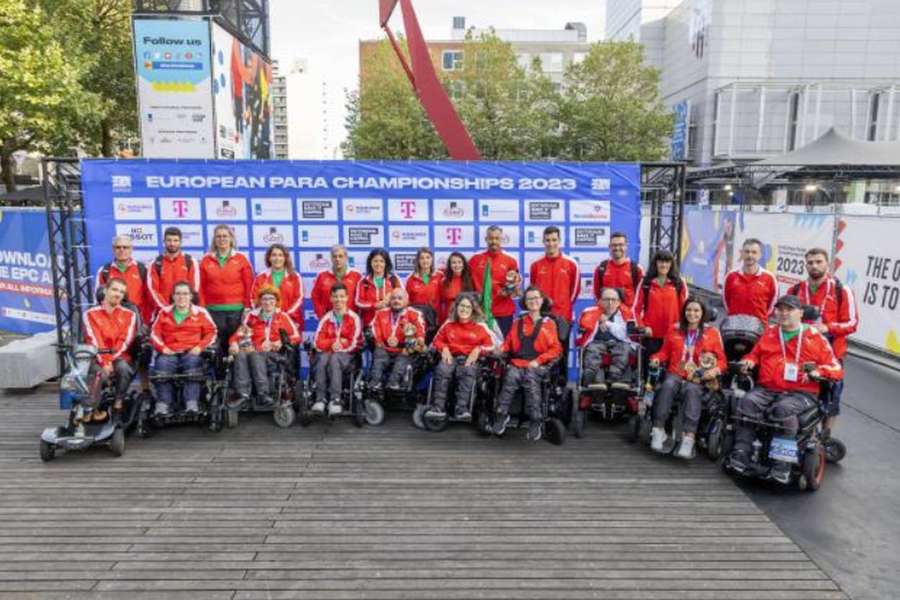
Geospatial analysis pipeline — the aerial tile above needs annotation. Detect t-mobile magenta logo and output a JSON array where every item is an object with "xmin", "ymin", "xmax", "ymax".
[
  {"xmin": 399, "ymin": 200, "xmax": 416, "ymax": 219},
  {"xmin": 171, "ymin": 199, "xmax": 189, "ymax": 218},
  {"xmin": 446, "ymin": 227, "xmax": 462, "ymax": 245}
]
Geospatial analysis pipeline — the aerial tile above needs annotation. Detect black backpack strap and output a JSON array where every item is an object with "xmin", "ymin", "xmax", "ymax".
[
  {"xmin": 153, "ymin": 256, "xmax": 164, "ymax": 277},
  {"xmin": 630, "ymin": 262, "xmax": 641, "ymax": 293},
  {"xmin": 100, "ymin": 263, "xmax": 111, "ymax": 283},
  {"xmin": 136, "ymin": 261, "xmax": 147, "ymax": 283},
  {"xmin": 833, "ymin": 277, "xmax": 843, "ymax": 313}
]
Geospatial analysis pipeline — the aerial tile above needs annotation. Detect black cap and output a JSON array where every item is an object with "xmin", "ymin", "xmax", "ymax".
[{"xmin": 774, "ymin": 294, "xmax": 802, "ymax": 310}]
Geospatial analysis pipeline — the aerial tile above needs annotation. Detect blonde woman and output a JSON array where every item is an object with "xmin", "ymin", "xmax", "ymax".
[{"xmin": 199, "ymin": 224, "xmax": 254, "ymax": 355}]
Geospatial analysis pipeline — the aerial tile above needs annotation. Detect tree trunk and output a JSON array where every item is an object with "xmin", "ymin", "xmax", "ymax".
[
  {"xmin": 0, "ymin": 145, "xmax": 16, "ymax": 193},
  {"xmin": 101, "ymin": 119, "xmax": 114, "ymax": 157}
]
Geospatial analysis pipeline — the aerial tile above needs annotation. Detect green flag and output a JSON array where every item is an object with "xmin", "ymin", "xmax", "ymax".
[{"xmin": 482, "ymin": 258, "xmax": 496, "ymax": 330}]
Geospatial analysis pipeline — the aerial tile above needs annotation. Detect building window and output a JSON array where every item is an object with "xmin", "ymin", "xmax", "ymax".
[
  {"xmin": 442, "ymin": 50, "xmax": 463, "ymax": 71},
  {"xmin": 787, "ymin": 91, "xmax": 801, "ymax": 151},
  {"xmin": 868, "ymin": 93, "xmax": 881, "ymax": 141},
  {"xmin": 571, "ymin": 52, "xmax": 587, "ymax": 65},
  {"xmin": 539, "ymin": 52, "xmax": 564, "ymax": 72}
]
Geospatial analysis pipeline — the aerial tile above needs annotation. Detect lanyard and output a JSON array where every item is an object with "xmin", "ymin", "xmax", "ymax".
[
  {"xmin": 803, "ymin": 279, "xmax": 831, "ymax": 319},
  {"xmin": 778, "ymin": 326, "xmax": 804, "ymax": 365},
  {"xmin": 682, "ymin": 328, "xmax": 700, "ymax": 364}
]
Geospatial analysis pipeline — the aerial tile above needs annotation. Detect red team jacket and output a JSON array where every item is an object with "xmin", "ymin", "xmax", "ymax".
[
  {"xmin": 790, "ymin": 277, "xmax": 858, "ymax": 360},
  {"xmin": 313, "ymin": 309, "xmax": 364, "ymax": 353},
  {"xmin": 83, "ymin": 305, "xmax": 138, "ymax": 366},
  {"xmin": 355, "ymin": 274, "xmax": 402, "ymax": 326},
  {"xmin": 529, "ymin": 254, "xmax": 581, "ymax": 320},
  {"xmin": 150, "ymin": 305, "xmax": 218, "ymax": 353},
  {"xmin": 310, "ymin": 270, "xmax": 362, "ymax": 319},
  {"xmin": 405, "ymin": 271, "xmax": 443, "ymax": 314},
  {"xmin": 199, "ymin": 251, "xmax": 254, "ymax": 308},
  {"xmin": 432, "ymin": 320, "xmax": 497, "ymax": 357},
  {"xmin": 502, "ymin": 316, "xmax": 563, "ymax": 368},
  {"xmin": 632, "ymin": 277, "xmax": 689, "ymax": 338},
  {"xmin": 251, "ymin": 270, "xmax": 305, "ymax": 323},
  {"xmin": 95, "ymin": 259, "xmax": 153, "ymax": 324},
  {"xmin": 370, "ymin": 307, "xmax": 426, "ymax": 354},
  {"xmin": 651, "ymin": 324, "xmax": 727, "ymax": 379},
  {"xmin": 146, "ymin": 253, "xmax": 201, "ymax": 312},
  {"xmin": 470, "ymin": 250, "xmax": 519, "ymax": 318},
  {"xmin": 576, "ymin": 305, "xmax": 637, "ymax": 347},
  {"xmin": 723, "ymin": 267, "xmax": 778, "ymax": 322},
  {"xmin": 438, "ymin": 275, "xmax": 471, "ymax": 324},
  {"xmin": 229, "ymin": 309, "xmax": 302, "ymax": 351},
  {"xmin": 592, "ymin": 259, "xmax": 644, "ymax": 308},
  {"xmin": 742, "ymin": 325, "xmax": 843, "ymax": 394}
]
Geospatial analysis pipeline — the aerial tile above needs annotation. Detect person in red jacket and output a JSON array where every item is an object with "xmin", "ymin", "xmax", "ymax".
[
  {"xmin": 228, "ymin": 286, "xmax": 301, "ymax": 409},
  {"xmin": 438, "ymin": 251, "xmax": 475, "ymax": 323},
  {"xmin": 789, "ymin": 247, "xmax": 858, "ymax": 433},
  {"xmin": 147, "ymin": 227, "xmax": 201, "ymax": 316},
  {"xmin": 425, "ymin": 293, "xmax": 498, "ymax": 420},
  {"xmin": 731, "ymin": 295, "xmax": 843, "ymax": 483},
  {"xmin": 529, "ymin": 226, "xmax": 581, "ymax": 321},
  {"xmin": 200, "ymin": 225, "xmax": 254, "ymax": 357},
  {"xmin": 95, "ymin": 235, "xmax": 153, "ymax": 325},
  {"xmin": 311, "ymin": 283, "xmax": 363, "ymax": 416},
  {"xmin": 592, "ymin": 232, "xmax": 645, "ymax": 308},
  {"xmin": 633, "ymin": 250, "xmax": 689, "ymax": 355},
  {"xmin": 722, "ymin": 238, "xmax": 777, "ymax": 323},
  {"xmin": 491, "ymin": 287, "xmax": 563, "ymax": 441},
  {"xmin": 355, "ymin": 248, "xmax": 401, "ymax": 327},
  {"xmin": 367, "ymin": 288, "xmax": 426, "ymax": 391},
  {"xmin": 310, "ymin": 245, "xmax": 363, "ymax": 319},
  {"xmin": 470, "ymin": 226, "xmax": 521, "ymax": 338},
  {"xmin": 82, "ymin": 278, "xmax": 137, "ymax": 420},
  {"xmin": 576, "ymin": 288, "xmax": 636, "ymax": 389},
  {"xmin": 648, "ymin": 297, "xmax": 726, "ymax": 458},
  {"xmin": 251, "ymin": 243, "xmax": 304, "ymax": 325},
  {"xmin": 406, "ymin": 247, "xmax": 443, "ymax": 315},
  {"xmin": 149, "ymin": 281, "xmax": 218, "ymax": 415}
]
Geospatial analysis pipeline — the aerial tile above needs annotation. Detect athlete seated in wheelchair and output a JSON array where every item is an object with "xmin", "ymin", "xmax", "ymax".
[
  {"xmin": 366, "ymin": 288, "xmax": 427, "ymax": 396},
  {"xmin": 490, "ymin": 286, "xmax": 567, "ymax": 443},
  {"xmin": 725, "ymin": 295, "xmax": 843, "ymax": 490},
  {"xmin": 423, "ymin": 293, "xmax": 498, "ymax": 425},
  {"xmin": 645, "ymin": 296, "xmax": 726, "ymax": 459},
  {"xmin": 226, "ymin": 286, "xmax": 302, "ymax": 413}
]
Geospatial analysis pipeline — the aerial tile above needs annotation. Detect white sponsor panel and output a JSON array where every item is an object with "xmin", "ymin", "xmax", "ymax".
[
  {"xmin": 160, "ymin": 197, "xmax": 202, "ymax": 220},
  {"xmin": 114, "ymin": 197, "xmax": 156, "ymax": 221},
  {"xmin": 343, "ymin": 224, "xmax": 385, "ymax": 247},
  {"xmin": 298, "ymin": 225, "xmax": 338, "ymax": 247},
  {"xmin": 0, "ymin": 307, "xmax": 55, "ymax": 325},
  {"xmin": 523, "ymin": 252, "xmax": 546, "ymax": 279},
  {"xmin": 161, "ymin": 223, "xmax": 204, "ymax": 248},
  {"xmin": 346, "ymin": 251, "xmax": 369, "ymax": 271},
  {"xmin": 388, "ymin": 225, "xmax": 430, "ymax": 248},
  {"xmin": 433, "ymin": 225, "xmax": 475, "ymax": 249},
  {"xmin": 833, "ymin": 215, "xmax": 900, "ymax": 355},
  {"xmin": 570, "ymin": 251, "xmax": 609, "ymax": 275},
  {"xmin": 252, "ymin": 224, "xmax": 294, "ymax": 248},
  {"xmin": 298, "ymin": 197, "xmax": 338, "ymax": 220},
  {"xmin": 116, "ymin": 223, "xmax": 158, "ymax": 248},
  {"xmin": 433, "ymin": 198, "xmax": 474, "ymax": 221},
  {"xmin": 387, "ymin": 198, "xmax": 429, "ymax": 222},
  {"xmin": 522, "ymin": 226, "xmax": 566, "ymax": 248},
  {"xmin": 299, "ymin": 251, "xmax": 332, "ymax": 274},
  {"xmin": 342, "ymin": 198, "xmax": 384, "ymax": 221},
  {"xmin": 569, "ymin": 199, "xmax": 611, "ymax": 222},
  {"xmin": 250, "ymin": 197, "xmax": 292, "ymax": 221},
  {"xmin": 478, "ymin": 199, "xmax": 519, "ymax": 222},
  {"xmin": 478, "ymin": 225, "xmax": 519, "ymax": 248},
  {"xmin": 205, "ymin": 197, "xmax": 247, "ymax": 221},
  {"xmin": 525, "ymin": 199, "xmax": 565, "ymax": 222},
  {"xmin": 205, "ymin": 223, "xmax": 248, "ymax": 248},
  {"xmin": 569, "ymin": 225, "xmax": 610, "ymax": 249},
  {"xmin": 252, "ymin": 251, "xmax": 268, "ymax": 273}
]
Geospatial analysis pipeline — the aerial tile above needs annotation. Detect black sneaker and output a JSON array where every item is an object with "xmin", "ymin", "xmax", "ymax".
[
  {"xmin": 492, "ymin": 413, "xmax": 510, "ymax": 436},
  {"xmin": 770, "ymin": 461, "xmax": 792, "ymax": 484},
  {"xmin": 526, "ymin": 421, "xmax": 543, "ymax": 442}
]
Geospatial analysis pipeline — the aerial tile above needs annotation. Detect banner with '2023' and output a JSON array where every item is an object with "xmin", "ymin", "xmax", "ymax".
[{"xmin": 80, "ymin": 159, "xmax": 641, "ymax": 332}]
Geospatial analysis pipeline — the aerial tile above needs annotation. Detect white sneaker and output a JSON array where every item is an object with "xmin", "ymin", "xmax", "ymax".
[
  {"xmin": 328, "ymin": 401, "xmax": 343, "ymax": 416},
  {"xmin": 676, "ymin": 436, "xmax": 695, "ymax": 459},
  {"xmin": 650, "ymin": 427, "xmax": 667, "ymax": 452},
  {"xmin": 311, "ymin": 401, "xmax": 325, "ymax": 415}
]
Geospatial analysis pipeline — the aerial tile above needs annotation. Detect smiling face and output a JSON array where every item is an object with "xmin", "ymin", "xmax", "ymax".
[
  {"xmin": 389, "ymin": 289, "xmax": 408, "ymax": 311},
  {"xmin": 331, "ymin": 288, "xmax": 348, "ymax": 312},
  {"xmin": 485, "ymin": 228, "xmax": 503, "ymax": 252},
  {"xmin": 449, "ymin": 255, "xmax": 464, "ymax": 275},
  {"xmin": 775, "ymin": 303, "xmax": 802, "ymax": 329},
  {"xmin": 371, "ymin": 255, "xmax": 386, "ymax": 276},
  {"xmin": 269, "ymin": 247, "xmax": 286, "ymax": 270},
  {"xmin": 609, "ymin": 236, "xmax": 627, "ymax": 261},
  {"xmin": 417, "ymin": 251, "xmax": 433, "ymax": 273},
  {"xmin": 214, "ymin": 228, "xmax": 233, "ymax": 253},
  {"xmin": 105, "ymin": 280, "xmax": 127, "ymax": 307},
  {"xmin": 172, "ymin": 284, "xmax": 192, "ymax": 310},
  {"xmin": 543, "ymin": 231, "xmax": 560, "ymax": 257},
  {"xmin": 684, "ymin": 301, "xmax": 703, "ymax": 327},
  {"xmin": 656, "ymin": 258, "xmax": 672, "ymax": 277},
  {"xmin": 260, "ymin": 294, "xmax": 278, "ymax": 313},
  {"xmin": 524, "ymin": 289, "xmax": 543, "ymax": 314},
  {"xmin": 112, "ymin": 237, "xmax": 133, "ymax": 263},
  {"xmin": 600, "ymin": 289, "xmax": 620, "ymax": 316},
  {"xmin": 456, "ymin": 298, "xmax": 474, "ymax": 322}
]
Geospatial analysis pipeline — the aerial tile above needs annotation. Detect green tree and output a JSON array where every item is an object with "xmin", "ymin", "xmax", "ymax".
[
  {"xmin": 0, "ymin": 0, "xmax": 95, "ymax": 191},
  {"xmin": 559, "ymin": 41, "xmax": 673, "ymax": 161}
]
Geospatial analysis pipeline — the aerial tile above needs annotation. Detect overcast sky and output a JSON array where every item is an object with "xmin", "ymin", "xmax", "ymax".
[{"xmin": 269, "ymin": 0, "xmax": 608, "ymax": 156}]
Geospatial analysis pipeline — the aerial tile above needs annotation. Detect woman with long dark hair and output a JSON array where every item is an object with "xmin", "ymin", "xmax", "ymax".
[
  {"xmin": 250, "ymin": 243, "xmax": 304, "ymax": 325},
  {"xmin": 439, "ymin": 252, "xmax": 475, "ymax": 323},
  {"xmin": 633, "ymin": 250, "xmax": 688, "ymax": 356},
  {"xmin": 355, "ymin": 248, "xmax": 401, "ymax": 326}
]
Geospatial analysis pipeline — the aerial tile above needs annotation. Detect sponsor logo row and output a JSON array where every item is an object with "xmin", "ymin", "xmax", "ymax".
[{"xmin": 113, "ymin": 197, "xmax": 613, "ymax": 223}]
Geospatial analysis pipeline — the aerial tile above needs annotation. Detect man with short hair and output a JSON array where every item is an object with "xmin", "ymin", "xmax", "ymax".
[
  {"xmin": 529, "ymin": 226, "xmax": 580, "ymax": 321},
  {"xmin": 722, "ymin": 238, "xmax": 777, "ymax": 322},
  {"xmin": 731, "ymin": 295, "xmax": 843, "ymax": 483},
  {"xmin": 311, "ymin": 245, "xmax": 363, "ymax": 319},
  {"xmin": 367, "ymin": 288, "xmax": 426, "ymax": 391},
  {"xmin": 95, "ymin": 235, "xmax": 153, "ymax": 324},
  {"xmin": 147, "ymin": 227, "xmax": 200, "ymax": 314},
  {"xmin": 592, "ymin": 232, "xmax": 644, "ymax": 308},
  {"xmin": 789, "ymin": 248, "xmax": 858, "ymax": 433},
  {"xmin": 469, "ymin": 226, "xmax": 521, "ymax": 338},
  {"xmin": 311, "ymin": 283, "xmax": 363, "ymax": 416},
  {"xmin": 576, "ymin": 287, "xmax": 635, "ymax": 390}
]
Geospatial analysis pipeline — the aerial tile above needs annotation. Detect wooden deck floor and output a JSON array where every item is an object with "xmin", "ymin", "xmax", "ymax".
[{"xmin": 0, "ymin": 388, "xmax": 848, "ymax": 599}]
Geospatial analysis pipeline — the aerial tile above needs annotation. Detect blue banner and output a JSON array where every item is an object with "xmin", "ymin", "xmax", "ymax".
[{"xmin": 0, "ymin": 209, "xmax": 56, "ymax": 334}]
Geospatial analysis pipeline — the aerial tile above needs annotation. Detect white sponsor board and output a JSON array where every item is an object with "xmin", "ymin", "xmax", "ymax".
[
  {"xmin": 159, "ymin": 197, "xmax": 202, "ymax": 220},
  {"xmin": 250, "ymin": 197, "xmax": 292, "ymax": 221},
  {"xmin": 387, "ymin": 198, "xmax": 429, "ymax": 222},
  {"xmin": 388, "ymin": 225, "xmax": 431, "ymax": 248},
  {"xmin": 252, "ymin": 224, "xmax": 294, "ymax": 248},
  {"xmin": 114, "ymin": 197, "xmax": 156, "ymax": 221},
  {"xmin": 478, "ymin": 199, "xmax": 518, "ymax": 222},
  {"xmin": 524, "ymin": 199, "xmax": 565, "ymax": 222},
  {"xmin": 433, "ymin": 198, "xmax": 474, "ymax": 221},
  {"xmin": 206, "ymin": 197, "xmax": 247, "ymax": 221},
  {"xmin": 433, "ymin": 225, "xmax": 475, "ymax": 249},
  {"xmin": 116, "ymin": 223, "xmax": 158, "ymax": 248},
  {"xmin": 298, "ymin": 198, "xmax": 338, "ymax": 220},
  {"xmin": 343, "ymin": 224, "xmax": 385, "ymax": 248},
  {"xmin": 342, "ymin": 198, "xmax": 384, "ymax": 221}
]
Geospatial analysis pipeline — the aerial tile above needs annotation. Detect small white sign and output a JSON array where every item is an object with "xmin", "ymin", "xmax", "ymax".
[
  {"xmin": 113, "ymin": 197, "xmax": 156, "ymax": 221},
  {"xmin": 250, "ymin": 197, "xmax": 293, "ymax": 221},
  {"xmin": 387, "ymin": 198, "xmax": 429, "ymax": 222},
  {"xmin": 433, "ymin": 198, "xmax": 474, "ymax": 222},
  {"xmin": 205, "ymin": 197, "xmax": 247, "ymax": 221},
  {"xmin": 342, "ymin": 198, "xmax": 384, "ymax": 221}
]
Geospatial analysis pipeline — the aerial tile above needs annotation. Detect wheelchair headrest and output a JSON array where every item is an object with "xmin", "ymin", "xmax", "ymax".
[
  {"xmin": 706, "ymin": 306, "xmax": 719, "ymax": 323},
  {"xmin": 802, "ymin": 304, "xmax": 820, "ymax": 322}
]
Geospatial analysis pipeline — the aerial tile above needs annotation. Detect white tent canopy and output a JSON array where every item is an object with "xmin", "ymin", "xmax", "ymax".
[{"xmin": 756, "ymin": 128, "xmax": 900, "ymax": 166}]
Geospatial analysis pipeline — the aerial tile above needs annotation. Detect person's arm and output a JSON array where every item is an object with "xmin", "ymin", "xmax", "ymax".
[
  {"xmin": 828, "ymin": 285, "xmax": 859, "ymax": 337},
  {"xmin": 591, "ymin": 265, "xmax": 601, "ymax": 301},
  {"xmin": 721, "ymin": 271, "xmax": 732, "ymax": 314},
  {"xmin": 281, "ymin": 313, "xmax": 302, "ymax": 345},
  {"xmin": 354, "ymin": 279, "xmax": 372, "ymax": 309},
  {"xmin": 570, "ymin": 258, "xmax": 582, "ymax": 306},
  {"xmin": 198, "ymin": 308, "xmax": 218, "ymax": 349},
  {"xmin": 249, "ymin": 274, "xmax": 262, "ymax": 309},
  {"xmin": 150, "ymin": 314, "xmax": 170, "ymax": 354},
  {"xmin": 196, "ymin": 258, "xmax": 207, "ymax": 306},
  {"xmin": 650, "ymin": 332, "xmax": 672, "ymax": 365},
  {"xmin": 709, "ymin": 328, "xmax": 727, "ymax": 372},
  {"xmin": 765, "ymin": 270, "xmax": 778, "ymax": 317},
  {"xmin": 283, "ymin": 273, "xmax": 304, "ymax": 317},
  {"xmin": 575, "ymin": 312, "xmax": 591, "ymax": 348},
  {"xmin": 313, "ymin": 317, "xmax": 331, "ymax": 352},
  {"xmin": 535, "ymin": 321, "xmax": 563, "ymax": 365},
  {"xmin": 346, "ymin": 312, "xmax": 364, "ymax": 352},
  {"xmin": 813, "ymin": 333, "xmax": 844, "ymax": 381},
  {"xmin": 431, "ymin": 323, "xmax": 449, "ymax": 352},
  {"xmin": 311, "ymin": 274, "xmax": 327, "ymax": 318},
  {"xmin": 147, "ymin": 262, "xmax": 166, "ymax": 310},
  {"xmin": 189, "ymin": 256, "xmax": 201, "ymax": 300},
  {"xmin": 241, "ymin": 256, "xmax": 254, "ymax": 308},
  {"xmin": 109, "ymin": 312, "xmax": 137, "ymax": 363}
]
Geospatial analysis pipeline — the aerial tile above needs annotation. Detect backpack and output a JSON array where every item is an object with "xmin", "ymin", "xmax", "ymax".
[
  {"xmin": 789, "ymin": 278, "xmax": 843, "ymax": 314},
  {"xmin": 101, "ymin": 261, "xmax": 147, "ymax": 286},
  {"xmin": 641, "ymin": 276, "xmax": 685, "ymax": 314},
  {"xmin": 152, "ymin": 253, "xmax": 193, "ymax": 278},
  {"xmin": 596, "ymin": 259, "xmax": 641, "ymax": 298}
]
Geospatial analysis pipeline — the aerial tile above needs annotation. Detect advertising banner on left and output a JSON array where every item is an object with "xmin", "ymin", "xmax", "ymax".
[
  {"xmin": 0, "ymin": 210, "xmax": 56, "ymax": 334},
  {"xmin": 133, "ymin": 18, "xmax": 215, "ymax": 158}
]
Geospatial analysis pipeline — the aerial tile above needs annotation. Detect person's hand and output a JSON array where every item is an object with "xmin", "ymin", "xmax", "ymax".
[
  {"xmin": 271, "ymin": 340, "xmax": 282, "ymax": 351},
  {"xmin": 387, "ymin": 336, "xmax": 398, "ymax": 348},
  {"xmin": 643, "ymin": 326, "xmax": 653, "ymax": 336},
  {"xmin": 598, "ymin": 320, "xmax": 609, "ymax": 332},
  {"xmin": 528, "ymin": 360, "xmax": 540, "ymax": 369},
  {"xmin": 414, "ymin": 338, "xmax": 426, "ymax": 353},
  {"xmin": 188, "ymin": 346, "xmax": 201, "ymax": 356},
  {"xmin": 162, "ymin": 347, "xmax": 176, "ymax": 356},
  {"xmin": 814, "ymin": 323, "xmax": 829, "ymax": 334},
  {"xmin": 101, "ymin": 363, "xmax": 113, "ymax": 375},
  {"xmin": 807, "ymin": 368, "xmax": 822, "ymax": 380},
  {"xmin": 229, "ymin": 343, "xmax": 239, "ymax": 356},
  {"xmin": 331, "ymin": 341, "xmax": 343, "ymax": 352},
  {"xmin": 441, "ymin": 347, "xmax": 453, "ymax": 364},
  {"xmin": 261, "ymin": 340, "xmax": 273, "ymax": 352},
  {"xmin": 465, "ymin": 348, "xmax": 480, "ymax": 366}
]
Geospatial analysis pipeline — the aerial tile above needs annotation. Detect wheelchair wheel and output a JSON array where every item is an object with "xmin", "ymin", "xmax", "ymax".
[
  {"xmin": 273, "ymin": 404, "xmax": 296, "ymax": 428},
  {"xmin": 225, "ymin": 409, "xmax": 239, "ymax": 429},
  {"xmin": 544, "ymin": 417, "xmax": 566, "ymax": 446},
  {"xmin": 423, "ymin": 411, "xmax": 449, "ymax": 432},
  {"xmin": 801, "ymin": 443, "xmax": 826, "ymax": 492},
  {"xmin": 412, "ymin": 404, "xmax": 427, "ymax": 430},
  {"xmin": 706, "ymin": 418, "xmax": 725, "ymax": 461},
  {"xmin": 477, "ymin": 410, "xmax": 492, "ymax": 436},
  {"xmin": 39, "ymin": 439, "xmax": 56, "ymax": 462},
  {"xmin": 109, "ymin": 427, "xmax": 125, "ymax": 457},
  {"xmin": 824, "ymin": 437, "xmax": 847, "ymax": 464},
  {"xmin": 626, "ymin": 414, "xmax": 640, "ymax": 443},
  {"xmin": 363, "ymin": 400, "xmax": 385, "ymax": 426},
  {"xmin": 571, "ymin": 409, "xmax": 586, "ymax": 439}
]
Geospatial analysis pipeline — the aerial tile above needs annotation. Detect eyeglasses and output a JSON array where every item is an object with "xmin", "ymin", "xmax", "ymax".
[{"xmin": 113, "ymin": 245, "xmax": 131, "ymax": 250}]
